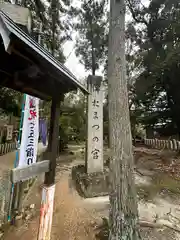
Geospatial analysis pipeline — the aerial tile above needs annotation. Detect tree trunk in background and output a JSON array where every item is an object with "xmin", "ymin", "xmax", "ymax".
[
  {"xmin": 108, "ymin": 0, "xmax": 141, "ymax": 239},
  {"xmin": 51, "ymin": 0, "xmax": 57, "ymax": 56},
  {"xmin": 91, "ymin": 34, "xmax": 96, "ymax": 76}
]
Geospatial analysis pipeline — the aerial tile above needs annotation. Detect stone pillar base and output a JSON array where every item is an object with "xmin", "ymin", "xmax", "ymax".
[{"xmin": 72, "ymin": 165, "xmax": 109, "ymax": 198}]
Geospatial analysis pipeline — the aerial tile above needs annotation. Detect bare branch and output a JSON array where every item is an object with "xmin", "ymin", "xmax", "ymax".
[{"xmin": 126, "ymin": 0, "xmax": 148, "ymax": 26}]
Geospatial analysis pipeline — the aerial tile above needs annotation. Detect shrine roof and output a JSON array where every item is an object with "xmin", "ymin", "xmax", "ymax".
[{"xmin": 0, "ymin": 10, "xmax": 88, "ymax": 100}]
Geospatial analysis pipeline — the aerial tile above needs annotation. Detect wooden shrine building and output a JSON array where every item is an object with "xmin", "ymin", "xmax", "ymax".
[{"xmin": 0, "ymin": 8, "xmax": 88, "ymax": 187}]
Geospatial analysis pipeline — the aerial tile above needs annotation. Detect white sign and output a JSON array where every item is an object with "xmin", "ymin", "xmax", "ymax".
[
  {"xmin": 18, "ymin": 95, "xmax": 39, "ymax": 167},
  {"xmin": 87, "ymin": 76, "xmax": 103, "ymax": 173},
  {"xmin": 6, "ymin": 125, "xmax": 13, "ymax": 141}
]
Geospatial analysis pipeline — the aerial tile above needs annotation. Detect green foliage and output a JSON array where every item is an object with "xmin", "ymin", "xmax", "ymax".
[
  {"xmin": 1, "ymin": 0, "xmax": 74, "ymax": 116},
  {"xmin": 60, "ymin": 92, "xmax": 86, "ymax": 142},
  {"xmin": 43, "ymin": 0, "xmax": 73, "ymax": 61},
  {"xmin": 72, "ymin": 0, "xmax": 108, "ymax": 75},
  {"xmin": 42, "ymin": 92, "xmax": 86, "ymax": 151},
  {"xmin": 0, "ymin": 87, "xmax": 22, "ymax": 116},
  {"xmin": 10, "ymin": 0, "xmax": 73, "ymax": 61},
  {"xmin": 126, "ymin": 0, "xmax": 180, "ymax": 136},
  {"xmin": 6, "ymin": 0, "xmax": 46, "ymax": 34}
]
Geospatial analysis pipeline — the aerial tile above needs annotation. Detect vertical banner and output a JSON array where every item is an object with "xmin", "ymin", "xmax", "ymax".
[
  {"xmin": 37, "ymin": 184, "xmax": 55, "ymax": 240},
  {"xmin": 19, "ymin": 95, "xmax": 39, "ymax": 167}
]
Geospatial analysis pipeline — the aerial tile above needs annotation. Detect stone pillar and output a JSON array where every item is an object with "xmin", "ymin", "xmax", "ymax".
[{"xmin": 86, "ymin": 75, "xmax": 103, "ymax": 173}]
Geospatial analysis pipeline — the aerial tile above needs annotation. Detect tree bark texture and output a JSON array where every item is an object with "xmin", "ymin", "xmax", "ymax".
[{"xmin": 108, "ymin": 0, "xmax": 141, "ymax": 239}]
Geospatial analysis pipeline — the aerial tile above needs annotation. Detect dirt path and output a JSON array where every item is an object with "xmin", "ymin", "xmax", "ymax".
[
  {"xmin": 0, "ymin": 143, "xmax": 46, "ymax": 174},
  {"xmin": 4, "ymin": 167, "xmax": 97, "ymax": 240},
  {"xmin": 5, "ymin": 146, "xmax": 180, "ymax": 240}
]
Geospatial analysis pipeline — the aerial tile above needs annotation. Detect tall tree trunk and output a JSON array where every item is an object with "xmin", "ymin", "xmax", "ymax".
[
  {"xmin": 51, "ymin": 0, "xmax": 57, "ymax": 56},
  {"xmin": 91, "ymin": 47, "xmax": 96, "ymax": 75},
  {"xmin": 108, "ymin": 0, "xmax": 141, "ymax": 239},
  {"xmin": 90, "ymin": 29, "xmax": 96, "ymax": 75}
]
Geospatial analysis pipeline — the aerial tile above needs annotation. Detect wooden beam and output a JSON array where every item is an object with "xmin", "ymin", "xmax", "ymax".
[
  {"xmin": 14, "ymin": 64, "xmax": 42, "ymax": 79},
  {"xmin": 22, "ymin": 87, "xmax": 50, "ymax": 100},
  {"xmin": 47, "ymin": 71, "xmax": 76, "ymax": 93},
  {"xmin": 12, "ymin": 48, "xmax": 34, "ymax": 64},
  {"xmin": 11, "ymin": 160, "xmax": 50, "ymax": 183},
  {"xmin": 0, "ymin": 69, "xmax": 12, "ymax": 77},
  {"xmin": 4, "ymin": 79, "xmax": 50, "ymax": 100},
  {"xmin": 12, "ymin": 69, "xmax": 52, "ymax": 99},
  {"xmin": 44, "ymin": 95, "xmax": 63, "ymax": 185}
]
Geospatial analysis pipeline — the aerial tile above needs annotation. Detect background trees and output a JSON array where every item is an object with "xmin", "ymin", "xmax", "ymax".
[
  {"xmin": 126, "ymin": 0, "xmax": 180, "ymax": 138},
  {"xmin": 43, "ymin": 0, "xmax": 73, "ymax": 61},
  {"xmin": 60, "ymin": 92, "xmax": 86, "ymax": 143},
  {"xmin": 1, "ymin": 0, "xmax": 78, "ymax": 143},
  {"xmin": 2, "ymin": 0, "xmax": 180, "ymax": 141},
  {"xmin": 73, "ymin": 0, "xmax": 108, "ymax": 75},
  {"xmin": 0, "ymin": 88, "xmax": 21, "ymax": 117}
]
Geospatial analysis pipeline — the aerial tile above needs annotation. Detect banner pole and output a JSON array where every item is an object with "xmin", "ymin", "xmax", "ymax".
[{"xmin": 8, "ymin": 94, "xmax": 26, "ymax": 222}]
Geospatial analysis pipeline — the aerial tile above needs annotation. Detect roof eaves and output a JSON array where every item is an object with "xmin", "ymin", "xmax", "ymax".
[{"xmin": 0, "ymin": 10, "xmax": 88, "ymax": 94}]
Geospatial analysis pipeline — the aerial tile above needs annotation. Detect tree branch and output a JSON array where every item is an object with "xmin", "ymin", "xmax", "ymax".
[{"xmin": 126, "ymin": 0, "xmax": 148, "ymax": 26}]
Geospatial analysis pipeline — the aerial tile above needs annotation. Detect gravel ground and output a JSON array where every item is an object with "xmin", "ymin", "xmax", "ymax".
[
  {"xmin": 4, "ymin": 146, "xmax": 180, "ymax": 240},
  {"xmin": 4, "ymin": 159, "xmax": 97, "ymax": 240}
]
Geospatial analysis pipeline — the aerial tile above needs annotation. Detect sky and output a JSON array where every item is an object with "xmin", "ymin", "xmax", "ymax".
[
  {"xmin": 63, "ymin": 0, "xmax": 150, "ymax": 82},
  {"xmin": 63, "ymin": 0, "xmax": 85, "ymax": 81},
  {"xmin": 63, "ymin": 36, "xmax": 85, "ymax": 81}
]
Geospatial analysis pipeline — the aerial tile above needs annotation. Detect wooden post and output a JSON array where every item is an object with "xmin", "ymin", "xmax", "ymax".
[
  {"xmin": 37, "ymin": 185, "xmax": 55, "ymax": 240},
  {"xmin": 17, "ymin": 182, "xmax": 25, "ymax": 213},
  {"xmin": 13, "ymin": 183, "xmax": 19, "ymax": 211},
  {"xmin": 37, "ymin": 94, "xmax": 63, "ymax": 240},
  {"xmin": 44, "ymin": 95, "xmax": 62, "ymax": 185},
  {"xmin": 177, "ymin": 141, "xmax": 180, "ymax": 151}
]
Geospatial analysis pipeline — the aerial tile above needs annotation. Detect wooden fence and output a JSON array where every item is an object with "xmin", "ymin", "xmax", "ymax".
[
  {"xmin": 144, "ymin": 138, "xmax": 180, "ymax": 151},
  {"xmin": 0, "ymin": 142, "xmax": 17, "ymax": 156},
  {"xmin": 0, "ymin": 143, "xmax": 47, "ymax": 225}
]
